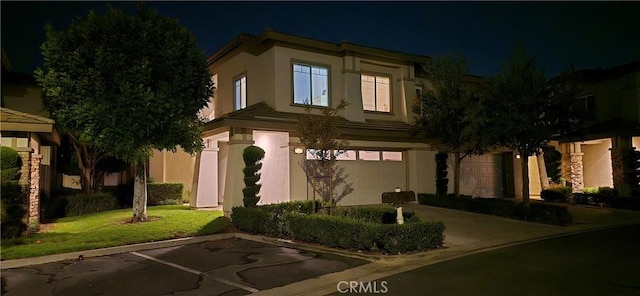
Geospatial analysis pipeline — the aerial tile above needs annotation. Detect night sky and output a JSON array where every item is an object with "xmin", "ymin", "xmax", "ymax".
[{"xmin": 2, "ymin": 1, "xmax": 639, "ymax": 78}]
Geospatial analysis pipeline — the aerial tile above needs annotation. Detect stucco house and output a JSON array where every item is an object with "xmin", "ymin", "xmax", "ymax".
[
  {"xmin": 548, "ymin": 61, "xmax": 640, "ymax": 196},
  {"xmin": 1, "ymin": 48, "xmax": 61, "ymax": 223},
  {"xmin": 150, "ymin": 30, "xmax": 530, "ymax": 214}
]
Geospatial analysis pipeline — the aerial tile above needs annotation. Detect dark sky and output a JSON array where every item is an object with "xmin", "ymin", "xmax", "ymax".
[{"xmin": 2, "ymin": 1, "xmax": 639, "ymax": 78}]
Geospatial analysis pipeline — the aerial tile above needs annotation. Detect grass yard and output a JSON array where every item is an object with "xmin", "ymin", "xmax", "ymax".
[{"xmin": 0, "ymin": 205, "xmax": 229, "ymax": 260}]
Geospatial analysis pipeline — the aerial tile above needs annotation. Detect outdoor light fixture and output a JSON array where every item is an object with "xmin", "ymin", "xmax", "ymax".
[
  {"xmin": 515, "ymin": 154, "xmax": 521, "ymax": 159},
  {"xmin": 294, "ymin": 147, "xmax": 304, "ymax": 154},
  {"xmin": 395, "ymin": 187, "xmax": 401, "ymax": 193}
]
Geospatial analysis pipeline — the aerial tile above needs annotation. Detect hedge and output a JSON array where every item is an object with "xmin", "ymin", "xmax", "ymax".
[
  {"xmin": 1, "ymin": 181, "xmax": 27, "ymax": 239},
  {"xmin": 1, "ymin": 168, "xmax": 19, "ymax": 181},
  {"xmin": 288, "ymin": 213, "xmax": 445, "ymax": 254},
  {"xmin": 147, "ymin": 183, "xmax": 184, "ymax": 206},
  {"xmin": 65, "ymin": 192, "xmax": 120, "ymax": 216},
  {"xmin": 231, "ymin": 201, "xmax": 445, "ymax": 253},
  {"xmin": 334, "ymin": 206, "xmax": 415, "ymax": 224},
  {"xmin": 540, "ymin": 187, "xmax": 571, "ymax": 202},
  {"xmin": 418, "ymin": 193, "xmax": 573, "ymax": 226}
]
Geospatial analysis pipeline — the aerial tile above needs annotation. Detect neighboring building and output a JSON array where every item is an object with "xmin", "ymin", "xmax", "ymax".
[
  {"xmin": 149, "ymin": 30, "xmax": 524, "ymax": 214},
  {"xmin": 1, "ymin": 48, "xmax": 60, "ymax": 223},
  {"xmin": 549, "ymin": 61, "xmax": 640, "ymax": 196}
]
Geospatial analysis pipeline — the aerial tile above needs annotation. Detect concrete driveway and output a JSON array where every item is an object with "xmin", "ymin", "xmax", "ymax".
[{"xmin": 1, "ymin": 238, "xmax": 368, "ymax": 296}]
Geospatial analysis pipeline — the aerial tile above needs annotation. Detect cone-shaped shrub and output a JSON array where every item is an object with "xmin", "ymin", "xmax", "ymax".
[{"xmin": 242, "ymin": 145, "xmax": 265, "ymax": 207}]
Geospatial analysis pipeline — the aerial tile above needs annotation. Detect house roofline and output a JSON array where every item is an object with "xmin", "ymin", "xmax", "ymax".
[{"xmin": 207, "ymin": 29, "xmax": 432, "ymax": 66}]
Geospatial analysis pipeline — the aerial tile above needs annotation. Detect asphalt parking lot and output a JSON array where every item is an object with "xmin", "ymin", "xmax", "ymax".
[{"xmin": 1, "ymin": 238, "xmax": 368, "ymax": 296}]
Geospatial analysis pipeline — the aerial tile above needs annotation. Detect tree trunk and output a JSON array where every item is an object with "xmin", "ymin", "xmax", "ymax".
[
  {"xmin": 454, "ymin": 152, "xmax": 461, "ymax": 197},
  {"xmin": 537, "ymin": 149, "xmax": 550, "ymax": 190},
  {"xmin": 521, "ymin": 154, "xmax": 530, "ymax": 207},
  {"xmin": 132, "ymin": 161, "xmax": 148, "ymax": 222}
]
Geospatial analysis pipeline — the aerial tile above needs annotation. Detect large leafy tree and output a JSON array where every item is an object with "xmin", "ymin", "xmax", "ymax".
[
  {"xmin": 413, "ymin": 55, "xmax": 489, "ymax": 197},
  {"xmin": 486, "ymin": 47, "xmax": 578, "ymax": 206},
  {"xmin": 36, "ymin": 4, "xmax": 213, "ymax": 221}
]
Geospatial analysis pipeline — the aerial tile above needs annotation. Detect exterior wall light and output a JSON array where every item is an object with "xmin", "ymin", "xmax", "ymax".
[
  {"xmin": 515, "ymin": 154, "xmax": 521, "ymax": 159},
  {"xmin": 294, "ymin": 147, "xmax": 304, "ymax": 154}
]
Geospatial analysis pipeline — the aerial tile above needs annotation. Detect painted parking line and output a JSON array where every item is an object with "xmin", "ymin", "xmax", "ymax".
[{"xmin": 129, "ymin": 251, "xmax": 259, "ymax": 293}]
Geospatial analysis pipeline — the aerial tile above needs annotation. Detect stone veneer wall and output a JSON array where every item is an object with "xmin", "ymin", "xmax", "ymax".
[
  {"xmin": 570, "ymin": 152, "xmax": 584, "ymax": 193},
  {"xmin": 29, "ymin": 154, "xmax": 42, "ymax": 223}
]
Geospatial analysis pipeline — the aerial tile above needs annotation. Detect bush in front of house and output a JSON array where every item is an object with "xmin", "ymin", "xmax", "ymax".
[
  {"xmin": 1, "ymin": 146, "xmax": 21, "ymax": 170},
  {"xmin": 540, "ymin": 186, "xmax": 571, "ymax": 202},
  {"xmin": 232, "ymin": 200, "xmax": 321, "ymax": 238},
  {"xmin": 1, "ymin": 181, "xmax": 28, "ymax": 239},
  {"xmin": 335, "ymin": 206, "xmax": 415, "ymax": 224},
  {"xmin": 288, "ymin": 213, "xmax": 445, "ymax": 254},
  {"xmin": 417, "ymin": 193, "xmax": 573, "ymax": 226},
  {"xmin": 65, "ymin": 192, "xmax": 120, "ymax": 216},
  {"xmin": 147, "ymin": 183, "xmax": 184, "ymax": 206},
  {"xmin": 242, "ymin": 145, "xmax": 266, "ymax": 208}
]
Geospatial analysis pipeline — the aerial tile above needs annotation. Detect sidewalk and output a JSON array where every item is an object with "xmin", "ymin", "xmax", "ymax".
[{"xmin": 250, "ymin": 203, "xmax": 640, "ymax": 296}]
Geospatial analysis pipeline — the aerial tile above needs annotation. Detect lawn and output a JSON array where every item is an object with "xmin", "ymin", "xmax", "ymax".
[{"xmin": 0, "ymin": 205, "xmax": 229, "ymax": 260}]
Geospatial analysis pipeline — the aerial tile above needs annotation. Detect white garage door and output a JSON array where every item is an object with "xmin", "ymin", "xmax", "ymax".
[
  {"xmin": 336, "ymin": 150, "xmax": 406, "ymax": 206},
  {"xmin": 459, "ymin": 154, "xmax": 503, "ymax": 198}
]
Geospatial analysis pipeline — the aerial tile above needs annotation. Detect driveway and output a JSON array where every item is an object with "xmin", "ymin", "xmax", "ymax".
[{"xmin": 1, "ymin": 238, "xmax": 368, "ymax": 296}]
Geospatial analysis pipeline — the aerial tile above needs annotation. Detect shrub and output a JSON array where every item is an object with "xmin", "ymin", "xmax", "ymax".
[
  {"xmin": 1, "ymin": 181, "xmax": 27, "ymax": 239},
  {"xmin": 597, "ymin": 187, "xmax": 617, "ymax": 197},
  {"xmin": 540, "ymin": 186, "xmax": 571, "ymax": 202},
  {"xmin": 1, "ymin": 168, "xmax": 20, "ymax": 181},
  {"xmin": 101, "ymin": 184, "xmax": 134, "ymax": 206},
  {"xmin": 230, "ymin": 207, "xmax": 270, "ymax": 234},
  {"xmin": 242, "ymin": 145, "xmax": 265, "ymax": 208},
  {"xmin": 335, "ymin": 206, "xmax": 415, "ymax": 224},
  {"xmin": 147, "ymin": 183, "xmax": 184, "ymax": 206},
  {"xmin": 417, "ymin": 193, "xmax": 573, "ymax": 226},
  {"xmin": 582, "ymin": 187, "xmax": 599, "ymax": 195},
  {"xmin": 65, "ymin": 192, "xmax": 120, "ymax": 216},
  {"xmin": 1, "ymin": 147, "xmax": 21, "ymax": 169},
  {"xmin": 288, "ymin": 213, "xmax": 445, "ymax": 253}
]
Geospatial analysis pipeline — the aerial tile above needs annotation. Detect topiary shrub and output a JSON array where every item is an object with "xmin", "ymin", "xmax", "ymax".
[
  {"xmin": 147, "ymin": 183, "xmax": 184, "ymax": 205},
  {"xmin": 65, "ymin": 192, "xmax": 120, "ymax": 216},
  {"xmin": 335, "ymin": 206, "xmax": 415, "ymax": 224},
  {"xmin": 242, "ymin": 145, "xmax": 265, "ymax": 208},
  {"xmin": 1, "ymin": 181, "xmax": 27, "ymax": 239},
  {"xmin": 435, "ymin": 152, "xmax": 449, "ymax": 196},
  {"xmin": 1, "ymin": 146, "xmax": 21, "ymax": 169},
  {"xmin": 230, "ymin": 206, "xmax": 270, "ymax": 234}
]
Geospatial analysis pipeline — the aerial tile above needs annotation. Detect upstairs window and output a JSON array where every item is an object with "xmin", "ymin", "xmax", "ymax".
[
  {"xmin": 579, "ymin": 94, "xmax": 596, "ymax": 123},
  {"xmin": 361, "ymin": 74, "xmax": 390, "ymax": 112},
  {"xmin": 234, "ymin": 75, "xmax": 247, "ymax": 110},
  {"xmin": 293, "ymin": 63, "xmax": 329, "ymax": 107}
]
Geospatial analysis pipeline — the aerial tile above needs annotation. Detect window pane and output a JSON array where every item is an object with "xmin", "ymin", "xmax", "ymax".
[
  {"xmin": 361, "ymin": 75, "xmax": 375, "ymax": 111},
  {"xmin": 335, "ymin": 150, "xmax": 356, "ymax": 160},
  {"xmin": 311, "ymin": 68, "xmax": 328, "ymax": 107},
  {"xmin": 234, "ymin": 76, "xmax": 247, "ymax": 110},
  {"xmin": 294, "ymin": 68, "xmax": 311, "ymax": 104},
  {"xmin": 376, "ymin": 78, "xmax": 390, "ymax": 112},
  {"xmin": 382, "ymin": 151, "xmax": 402, "ymax": 161},
  {"xmin": 359, "ymin": 150, "xmax": 380, "ymax": 161}
]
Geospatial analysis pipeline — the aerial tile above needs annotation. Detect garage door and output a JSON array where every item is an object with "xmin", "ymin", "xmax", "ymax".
[
  {"xmin": 336, "ymin": 150, "xmax": 406, "ymax": 206},
  {"xmin": 459, "ymin": 154, "xmax": 503, "ymax": 198}
]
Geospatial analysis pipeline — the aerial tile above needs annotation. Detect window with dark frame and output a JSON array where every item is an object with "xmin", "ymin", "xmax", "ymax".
[{"xmin": 293, "ymin": 63, "xmax": 329, "ymax": 107}]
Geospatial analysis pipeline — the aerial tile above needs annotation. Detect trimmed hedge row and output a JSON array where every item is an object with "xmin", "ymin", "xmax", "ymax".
[
  {"xmin": 540, "ymin": 187, "xmax": 571, "ymax": 202},
  {"xmin": 334, "ymin": 206, "xmax": 416, "ymax": 224},
  {"xmin": 231, "ymin": 201, "xmax": 445, "ymax": 253},
  {"xmin": 65, "ymin": 192, "xmax": 120, "ymax": 216},
  {"xmin": 288, "ymin": 213, "xmax": 445, "ymax": 254},
  {"xmin": 418, "ymin": 194, "xmax": 573, "ymax": 226},
  {"xmin": 147, "ymin": 183, "xmax": 184, "ymax": 206},
  {"xmin": 541, "ymin": 186, "xmax": 640, "ymax": 211}
]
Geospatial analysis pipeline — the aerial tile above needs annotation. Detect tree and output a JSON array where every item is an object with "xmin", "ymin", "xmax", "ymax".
[
  {"xmin": 486, "ymin": 47, "xmax": 578, "ymax": 206},
  {"xmin": 242, "ymin": 145, "xmax": 265, "ymax": 208},
  {"xmin": 298, "ymin": 99, "xmax": 354, "ymax": 214},
  {"xmin": 36, "ymin": 4, "xmax": 213, "ymax": 221},
  {"xmin": 413, "ymin": 55, "xmax": 489, "ymax": 197}
]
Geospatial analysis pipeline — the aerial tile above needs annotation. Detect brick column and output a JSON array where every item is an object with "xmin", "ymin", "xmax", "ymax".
[
  {"xmin": 560, "ymin": 143, "xmax": 572, "ymax": 187},
  {"xmin": 16, "ymin": 151, "xmax": 31, "ymax": 191},
  {"xmin": 611, "ymin": 136, "xmax": 636, "ymax": 196},
  {"xmin": 29, "ymin": 154, "xmax": 43, "ymax": 223},
  {"xmin": 570, "ymin": 152, "xmax": 584, "ymax": 193}
]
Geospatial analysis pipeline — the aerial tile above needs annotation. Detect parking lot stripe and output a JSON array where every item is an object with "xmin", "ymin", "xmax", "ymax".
[
  {"xmin": 213, "ymin": 277, "xmax": 260, "ymax": 293},
  {"xmin": 130, "ymin": 251, "xmax": 260, "ymax": 293},
  {"xmin": 130, "ymin": 251, "xmax": 202, "ymax": 275}
]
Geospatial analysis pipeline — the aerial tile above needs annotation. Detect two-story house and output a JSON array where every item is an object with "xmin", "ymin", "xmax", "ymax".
[
  {"xmin": 549, "ymin": 61, "xmax": 640, "ymax": 196},
  {"xmin": 150, "ymin": 30, "xmax": 521, "ymax": 213}
]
